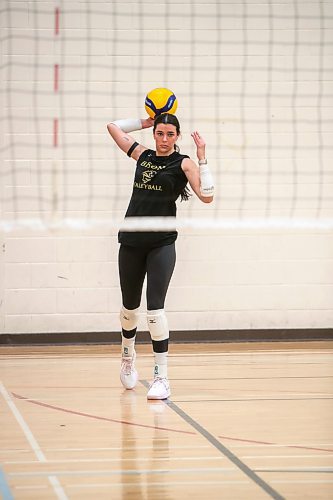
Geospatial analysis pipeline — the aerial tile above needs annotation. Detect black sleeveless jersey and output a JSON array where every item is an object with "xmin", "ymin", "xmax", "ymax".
[{"xmin": 118, "ymin": 149, "xmax": 189, "ymax": 247}]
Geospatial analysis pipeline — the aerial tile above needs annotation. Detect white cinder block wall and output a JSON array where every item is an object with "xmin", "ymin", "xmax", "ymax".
[{"xmin": 1, "ymin": 0, "xmax": 333, "ymax": 336}]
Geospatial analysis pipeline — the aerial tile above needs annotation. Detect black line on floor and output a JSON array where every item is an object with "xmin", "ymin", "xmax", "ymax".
[{"xmin": 140, "ymin": 380, "xmax": 285, "ymax": 500}]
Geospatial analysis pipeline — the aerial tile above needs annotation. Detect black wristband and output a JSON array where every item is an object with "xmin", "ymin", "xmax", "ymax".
[{"xmin": 127, "ymin": 141, "xmax": 139, "ymax": 157}]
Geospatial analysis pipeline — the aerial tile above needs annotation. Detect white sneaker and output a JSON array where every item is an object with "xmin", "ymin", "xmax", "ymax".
[
  {"xmin": 147, "ymin": 377, "xmax": 170, "ymax": 400},
  {"xmin": 120, "ymin": 351, "xmax": 138, "ymax": 390}
]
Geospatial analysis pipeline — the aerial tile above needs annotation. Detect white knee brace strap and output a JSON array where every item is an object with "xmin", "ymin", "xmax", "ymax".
[
  {"xmin": 147, "ymin": 309, "xmax": 169, "ymax": 341},
  {"xmin": 120, "ymin": 306, "xmax": 139, "ymax": 331}
]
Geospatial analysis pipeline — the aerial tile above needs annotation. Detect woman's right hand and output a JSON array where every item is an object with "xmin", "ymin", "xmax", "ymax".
[{"xmin": 141, "ymin": 117, "xmax": 155, "ymax": 129}]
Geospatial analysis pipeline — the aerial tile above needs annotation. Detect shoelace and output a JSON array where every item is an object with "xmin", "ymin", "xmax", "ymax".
[
  {"xmin": 150, "ymin": 377, "xmax": 168, "ymax": 388},
  {"xmin": 121, "ymin": 358, "xmax": 134, "ymax": 375}
]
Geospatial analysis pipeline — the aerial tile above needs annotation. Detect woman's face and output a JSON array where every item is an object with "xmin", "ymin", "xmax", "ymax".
[{"xmin": 153, "ymin": 123, "xmax": 179, "ymax": 155}]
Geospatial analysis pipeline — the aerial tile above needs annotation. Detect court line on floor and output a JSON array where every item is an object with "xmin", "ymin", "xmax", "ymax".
[
  {"xmin": 11, "ymin": 391, "xmax": 195, "ymax": 435},
  {"xmin": 9, "ymin": 391, "xmax": 333, "ymax": 456},
  {"xmin": 140, "ymin": 380, "xmax": 285, "ymax": 500},
  {"xmin": 0, "ymin": 382, "xmax": 68, "ymax": 500},
  {"xmin": 0, "ymin": 445, "xmax": 211, "ymax": 453},
  {"xmin": 2, "ymin": 351, "xmax": 331, "ymax": 361},
  {"xmin": 5, "ymin": 453, "xmax": 333, "ymax": 465},
  {"xmin": 14, "ymin": 480, "xmax": 249, "ymax": 490},
  {"xmin": 46, "ymin": 479, "xmax": 333, "ymax": 488},
  {"xmin": 218, "ymin": 435, "xmax": 333, "ymax": 453},
  {"xmin": 8, "ymin": 467, "xmax": 238, "ymax": 477},
  {"xmin": 255, "ymin": 467, "xmax": 333, "ymax": 473},
  {"xmin": 4, "ymin": 456, "xmax": 228, "ymax": 465},
  {"xmin": 272, "ymin": 480, "xmax": 333, "ymax": 484},
  {"xmin": 4, "ymin": 374, "xmax": 333, "ymax": 386},
  {"xmin": 3, "ymin": 443, "xmax": 333, "ymax": 454},
  {"xmin": 11, "ymin": 479, "xmax": 333, "ymax": 492}
]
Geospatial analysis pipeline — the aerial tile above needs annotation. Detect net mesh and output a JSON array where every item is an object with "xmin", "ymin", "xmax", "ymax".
[{"xmin": 1, "ymin": 0, "xmax": 333, "ymax": 232}]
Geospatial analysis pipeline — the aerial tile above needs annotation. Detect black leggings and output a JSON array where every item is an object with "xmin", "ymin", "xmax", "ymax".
[{"xmin": 118, "ymin": 243, "xmax": 176, "ymax": 311}]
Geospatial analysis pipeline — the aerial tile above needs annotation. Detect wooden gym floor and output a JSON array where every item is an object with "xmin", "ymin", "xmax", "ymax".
[{"xmin": 0, "ymin": 341, "xmax": 332, "ymax": 499}]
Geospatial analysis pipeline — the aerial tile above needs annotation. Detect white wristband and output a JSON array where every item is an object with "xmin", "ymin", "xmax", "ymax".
[
  {"xmin": 111, "ymin": 118, "xmax": 142, "ymax": 133},
  {"xmin": 199, "ymin": 163, "xmax": 214, "ymax": 197}
]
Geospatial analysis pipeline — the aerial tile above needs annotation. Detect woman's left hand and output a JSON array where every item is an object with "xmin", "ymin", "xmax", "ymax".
[{"xmin": 191, "ymin": 131, "xmax": 206, "ymax": 161}]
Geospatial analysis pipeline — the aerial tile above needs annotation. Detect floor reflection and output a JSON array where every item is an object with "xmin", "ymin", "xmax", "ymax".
[{"xmin": 120, "ymin": 391, "xmax": 172, "ymax": 499}]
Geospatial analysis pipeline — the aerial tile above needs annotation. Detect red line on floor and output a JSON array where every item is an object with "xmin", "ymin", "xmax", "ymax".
[
  {"xmin": 218, "ymin": 434, "xmax": 333, "ymax": 454},
  {"xmin": 11, "ymin": 392, "xmax": 195, "ymax": 435},
  {"xmin": 12, "ymin": 392, "xmax": 332, "ymax": 453}
]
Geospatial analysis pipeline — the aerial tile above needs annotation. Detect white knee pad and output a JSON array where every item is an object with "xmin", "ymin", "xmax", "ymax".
[
  {"xmin": 120, "ymin": 306, "xmax": 139, "ymax": 331},
  {"xmin": 147, "ymin": 309, "xmax": 169, "ymax": 341}
]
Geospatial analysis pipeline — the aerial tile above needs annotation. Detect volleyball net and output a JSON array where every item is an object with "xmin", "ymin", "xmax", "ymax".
[{"xmin": 1, "ymin": 0, "xmax": 333, "ymax": 233}]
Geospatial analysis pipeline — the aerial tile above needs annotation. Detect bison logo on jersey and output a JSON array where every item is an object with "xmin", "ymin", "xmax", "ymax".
[{"xmin": 142, "ymin": 170, "xmax": 157, "ymax": 184}]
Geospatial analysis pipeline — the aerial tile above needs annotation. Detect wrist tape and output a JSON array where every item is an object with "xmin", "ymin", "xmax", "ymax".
[{"xmin": 199, "ymin": 164, "xmax": 214, "ymax": 197}]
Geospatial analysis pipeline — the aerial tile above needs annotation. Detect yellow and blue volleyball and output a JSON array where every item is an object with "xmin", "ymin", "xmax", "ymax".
[{"xmin": 144, "ymin": 88, "xmax": 178, "ymax": 119}]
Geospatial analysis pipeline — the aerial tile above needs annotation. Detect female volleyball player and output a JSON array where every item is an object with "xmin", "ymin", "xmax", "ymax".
[{"xmin": 107, "ymin": 113, "xmax": 214, "ymax": 400}]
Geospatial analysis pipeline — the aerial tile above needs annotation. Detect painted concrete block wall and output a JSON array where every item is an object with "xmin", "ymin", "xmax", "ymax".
[{"xmin": 1, "ymin": 1, "xmax": 333, "ymax": 335}]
